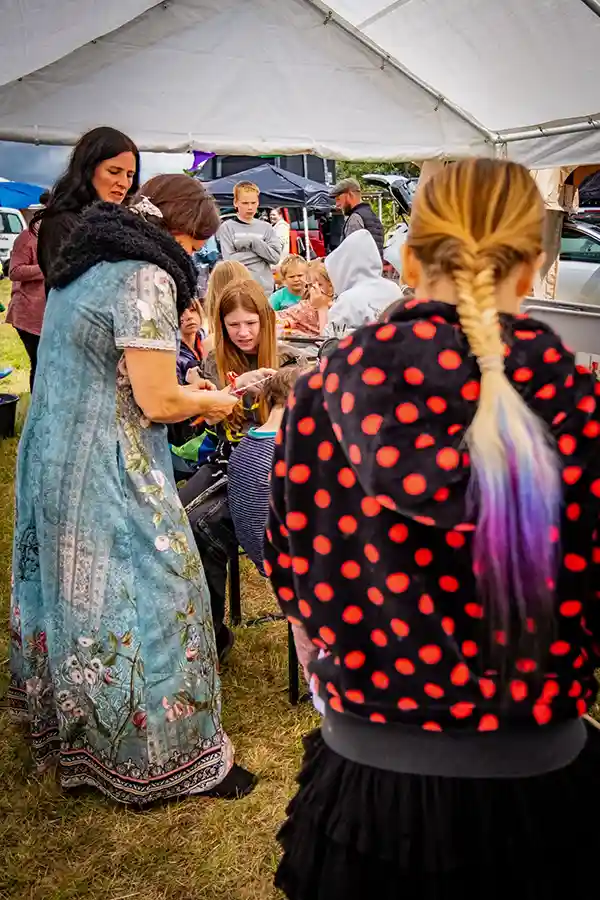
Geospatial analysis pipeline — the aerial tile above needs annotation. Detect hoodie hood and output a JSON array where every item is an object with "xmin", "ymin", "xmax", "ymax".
[
  {"xmin": 319, "ymin": 298, "xmax": 599, "ymax": 532},
  {"xmin": 324, "ymin": 230, "xmax": 401, "ymax": 333},
  {"xmin": 326, "ymin": 229, "xmax": 382, "ymax": 292}
]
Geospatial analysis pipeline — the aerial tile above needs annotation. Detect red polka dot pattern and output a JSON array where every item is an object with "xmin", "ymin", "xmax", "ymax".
[
  {"xmin": 297, "ymin": 417, "xmax": 316, "ymax": 436},
  {"xmin": 419, "ymin": 594, "xmax": 434, "ymax": 615},
  {"xmin": 403, "ymin": 474, "xmax": 427, "ymax": 495},
  {"xmin": 361, "ymin": 497, "xmax": 382, "ymax": 517},
  {"xmin": 438, "ymin": 349, "xmax": 461, "ymax": 370},
  {"xmin": 377, "ymin": 446, "xmax": 400, "ymax": 468},
  {"xmin": 347, "ymin": 346, "xmax": 363, "ymax": 366},
  {"xmin": 461, "ymin": 381, "xmax": 480, "ymax": 401},
  {"xmin": 437, "ymin": 447, "xmax": 460, "ymax": 470},
  {"xmin": 427, "ymin": 396, "xmax": 447, "ymax": 414},
  {"xmin": 396, "ymin": 403, "xmax": 419, "ymax": 423},
  {"xmin": 362, "ymin": 367, "xmax": 386, "ymax": 386},
  {"xmin": 263, "ymin": 303, "xmax": 600, "ymax": 736},
  {"xmin": 376, "ymin": 324, "xmax": 396, "ymax": 341},
  {"xmin": 325, "ymin": 373, "xmax": 339, "ymax": 393},
  {"xmin": 413, "ymin": 321, "xmax": 436, "ymax": 339},
  {"xmin": 404, "ymin": 367, "xmax": 424, "ymax": 385},
  {"xmin": 514, "ymin": 367, "xmax": 533, "ymax": 382},
  {"xmin": 362, "ymin": 414, "xmax": 383, "ymax": 435},
  {"xmin": 415, "ymin": 434, "xmax": 435, "ymax": 449}
]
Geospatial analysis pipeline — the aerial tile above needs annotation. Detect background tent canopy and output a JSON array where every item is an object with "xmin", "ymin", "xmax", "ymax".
[
  {"xmin": 0, "ymin": 180, "xmax": 46, "ymax": 209},
  {"xmin": 2, "ymin": 0, "xmax": 600, "ymax": 165},
  {"xmin": 204, "ymin": 164, "xmax": 333, "ymax": 210}
]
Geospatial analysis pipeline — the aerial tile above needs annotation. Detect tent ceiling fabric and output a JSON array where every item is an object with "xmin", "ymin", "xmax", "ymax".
[
  {"xmin": 0, "ymin": 0, "xmax": 488, "ymax": 160},
  {"xmin": 326, "ymin": 0, "xmax": 600, "ymax": 135},
  {"xmin": 0, "ymin": 0, "xmax": 157, "ymax": 87},
  {"xmin": 0, "ymin": 0, "xmax": 599, "ymax": 164}
]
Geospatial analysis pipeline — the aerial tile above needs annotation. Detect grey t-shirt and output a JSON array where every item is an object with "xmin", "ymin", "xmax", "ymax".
[{"xmin": 218, "ymin": 217, "xmax": 283, "ymax": 294}]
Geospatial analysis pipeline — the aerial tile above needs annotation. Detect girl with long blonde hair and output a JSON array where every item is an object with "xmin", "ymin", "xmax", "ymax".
[
  {"xmin": 204, "ymin": 259, "xmax": 250, "ymax": 332},
  {"xmin": 204, "ymin": 277, "xmax": 304, "ymax": 431},
  {"xmin": 266, "ymin": 158, "xmax": 600, "ymax": 899}
]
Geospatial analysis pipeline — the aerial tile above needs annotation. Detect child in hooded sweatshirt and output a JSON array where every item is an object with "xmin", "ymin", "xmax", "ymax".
[{"xmin": 323, "ymin": 229, "xmax": 402, "ymax": 336}]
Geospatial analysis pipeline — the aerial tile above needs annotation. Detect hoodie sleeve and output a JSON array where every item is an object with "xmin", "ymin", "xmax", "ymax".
[{"xmin": 264, "ymin": 409, "xmax": 302, "ymax": 625}]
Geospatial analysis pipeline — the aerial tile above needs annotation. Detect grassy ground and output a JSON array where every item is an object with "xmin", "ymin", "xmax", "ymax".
[{"xmin": 0, "ymin": 279, "xmax": 317, "ymax": 899}]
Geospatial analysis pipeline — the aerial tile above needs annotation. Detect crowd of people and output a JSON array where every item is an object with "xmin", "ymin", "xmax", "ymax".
[{"xmin": 4, "ymin": 125, "xmax": 600, "ymax": 898}]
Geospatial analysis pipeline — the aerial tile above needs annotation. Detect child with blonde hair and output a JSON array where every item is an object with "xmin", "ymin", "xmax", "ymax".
[
  {"xmin": 267, "ymin": 158, "xmax": 600, "ymax": 899},
  {"xmin": 270, "ymin": 254, "xmax": 308, "ymax": 311}
]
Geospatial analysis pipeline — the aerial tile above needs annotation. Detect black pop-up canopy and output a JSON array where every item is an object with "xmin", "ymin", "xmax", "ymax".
[{"xmin": 203, "ymin": 163, "xmax": 333, "ymax": 210}]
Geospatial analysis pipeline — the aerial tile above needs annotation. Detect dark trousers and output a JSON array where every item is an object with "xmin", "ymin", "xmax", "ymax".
[
  {"xmin": 16, "ymin": 329, "xmax": 39, "ymax": 392},
  {"xmin": 179, "ymin": 466, "xmax": 238, "ymax": 641}
]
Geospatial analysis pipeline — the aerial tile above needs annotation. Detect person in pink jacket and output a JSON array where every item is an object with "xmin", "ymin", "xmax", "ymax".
[{"xmin": 6, "ymin": 193, "xmax": 49, "ymax": 391}]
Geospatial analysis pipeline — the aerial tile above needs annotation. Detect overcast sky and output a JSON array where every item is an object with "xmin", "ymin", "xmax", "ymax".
[{"xmin": 0, "ymin": 141, "xmax": 193, "ymax": 187}]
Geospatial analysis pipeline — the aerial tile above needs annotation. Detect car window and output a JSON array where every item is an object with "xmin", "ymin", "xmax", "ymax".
[
  {"xmin": 0, "ymin": 212, "xmax": 23, "ymax": 235},
  {"xmin": 560, "ymin": 226, "xmax": 600, "ymax": 263},
  {"xmin": 287, "ymin": 210, "xmax": 319, "ymax": 231}
]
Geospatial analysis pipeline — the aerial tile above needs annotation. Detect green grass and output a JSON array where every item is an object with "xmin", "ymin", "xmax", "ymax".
[{"xmin": 0, "ymin": 292, "xmax": 317, "ymax": 899}]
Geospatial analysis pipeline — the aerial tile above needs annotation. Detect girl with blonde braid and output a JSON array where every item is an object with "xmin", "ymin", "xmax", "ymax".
[{"xmin": 266, "ymin": 158, "xmax": 600, "ymax": 900}]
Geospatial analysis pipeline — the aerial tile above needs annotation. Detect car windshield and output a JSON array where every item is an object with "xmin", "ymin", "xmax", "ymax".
[{"xmin": 0, "ymin": 212, "xmax": 23, "ymax": 234}]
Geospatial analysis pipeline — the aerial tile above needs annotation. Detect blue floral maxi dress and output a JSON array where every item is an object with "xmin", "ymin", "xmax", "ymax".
[{"xmin": 9, "ymin": 260, "xmax": 233, "ymax": 804}]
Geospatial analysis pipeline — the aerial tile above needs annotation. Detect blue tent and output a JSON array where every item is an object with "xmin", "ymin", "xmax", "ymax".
[
  {"xmin": 0, "ymin": 180, "xmax": 46, "ymax": 209},
  {"xmin": 204, "ymin": 164, "xmax": 332, "ymax": 210}
]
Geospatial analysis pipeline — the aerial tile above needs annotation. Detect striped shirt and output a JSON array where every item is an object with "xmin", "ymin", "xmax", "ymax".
[{"xmin": 227, "ymin": 428, "xmax": 277, "ymax": 574}]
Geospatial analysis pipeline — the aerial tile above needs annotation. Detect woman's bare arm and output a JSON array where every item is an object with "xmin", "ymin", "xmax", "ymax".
[{"xmin": 124, "ymin": 349, "xmax": 238, "ymax": 424}]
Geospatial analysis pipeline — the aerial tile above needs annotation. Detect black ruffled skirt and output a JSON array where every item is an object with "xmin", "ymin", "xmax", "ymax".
[{"xmin": 276, "ymin": 722, "xmax": 600, "ymax": 900}]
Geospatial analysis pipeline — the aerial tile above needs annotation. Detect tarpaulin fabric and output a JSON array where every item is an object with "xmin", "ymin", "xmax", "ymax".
[
  {"xmin": 0, "ymin": 181, "xmax": 46, "ymax": 208},
  {"xmin": 1, "ymin": 0, "xmax": 600, "ymax": 165},
  {"xmin": 204, "ymin": 163, "xmax": 333, "ymax": 209}
]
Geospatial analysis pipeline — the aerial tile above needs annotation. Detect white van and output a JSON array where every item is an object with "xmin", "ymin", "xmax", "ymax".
[{"xmin": 0, "ymin": 207, "xmax": 26, "ymax": 271}]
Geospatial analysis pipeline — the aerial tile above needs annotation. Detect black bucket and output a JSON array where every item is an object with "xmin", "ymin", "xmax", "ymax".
[{"xmin": 0, "ymin": 393, "xmax": 19, "ymax": 438}]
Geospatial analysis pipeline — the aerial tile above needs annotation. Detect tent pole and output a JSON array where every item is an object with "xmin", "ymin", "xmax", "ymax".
[
  {"xmin": 498, "ymin": 116, "xmax": 600, "ymax": 144},
  {"xmin": 303, "ymin": 207, "xmax": 311, "ymax": 262},
  {"xmin": 580, "ymin": 0, "xmax": 600, "ymax": 19},
  {"xmin": 304, "ymin": 0, "xmax": 495, "ymax": 144}
]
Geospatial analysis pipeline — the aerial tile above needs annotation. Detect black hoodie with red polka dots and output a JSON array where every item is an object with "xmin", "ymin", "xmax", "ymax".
[{"xmin": 265, "ymin": 300, "xmax": 600, "ymax": 743}]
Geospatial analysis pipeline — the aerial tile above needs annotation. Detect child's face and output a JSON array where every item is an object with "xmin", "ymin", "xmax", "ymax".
[{"xmin": 284, "ymin": 262, "xmax": 307, "ymax": 297}]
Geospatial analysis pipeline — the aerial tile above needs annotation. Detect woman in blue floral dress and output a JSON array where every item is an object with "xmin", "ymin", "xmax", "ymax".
[{"xmin": 9, "ymin": 175, "xmax": 259, "ymax": 804}]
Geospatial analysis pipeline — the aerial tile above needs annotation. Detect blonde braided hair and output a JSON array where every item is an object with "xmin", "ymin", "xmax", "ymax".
[{"xmin": 407, "ymin": 158, "xmax": 561, "ymax": 652}]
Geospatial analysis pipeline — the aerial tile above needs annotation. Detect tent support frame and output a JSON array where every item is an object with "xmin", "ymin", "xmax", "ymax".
[
  {"xmin": 497, "ymin": 116, "xmax": 600, "ymax": 145},
  {"xmin": 305, "ymin": 0, "xmax": 496, "ymax": 145},
  {"xmin": 580, "ymin": 0, "xmax": 600, "ymax": 19}
]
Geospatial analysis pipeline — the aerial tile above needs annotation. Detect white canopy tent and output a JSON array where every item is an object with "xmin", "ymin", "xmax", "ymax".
[{"xmin": 0, "ymin": 0, "xmax": 599, "ymax": 165}]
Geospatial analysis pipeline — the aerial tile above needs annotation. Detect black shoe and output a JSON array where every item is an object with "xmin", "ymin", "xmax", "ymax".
[
  {"xmin": 216, "ymin": 624, "xmax": 235, "ymax": 667},
  {"xmin": 205, "ymin": 764, "xmax": 258, "ymax": 799}
]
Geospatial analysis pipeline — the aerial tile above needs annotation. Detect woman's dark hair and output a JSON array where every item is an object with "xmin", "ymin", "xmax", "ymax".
[
  {"xmin": 135, "ymin": 174, "xmax": 221, "ymax": 240},
  {"xmin": 31, "ymin": 126, "xmax": 140, "ymax": 232}
]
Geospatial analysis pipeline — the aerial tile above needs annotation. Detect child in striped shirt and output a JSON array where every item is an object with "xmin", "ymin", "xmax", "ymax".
[{"xmin": 228, "ymin": 363, "xmax": 317, "ymax": 681}]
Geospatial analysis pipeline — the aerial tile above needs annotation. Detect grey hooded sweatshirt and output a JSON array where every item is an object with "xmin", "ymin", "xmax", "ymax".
[
  {"xmin": 324, "ymin": 229, "xmax": 402, "ymax": 336},
  {"xmin": 218, "ymin": 217, "xmax": 283, "ymax": 295}
]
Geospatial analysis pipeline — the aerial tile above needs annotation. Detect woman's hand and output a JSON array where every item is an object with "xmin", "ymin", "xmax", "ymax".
[
  {"xmin": 200, "ymin": 388, "xmax": 240, "ymax": 425},
  {"xmin": 185, "ymin": 366, "xmax": 212, "ymax": 387},
  {"xmin": 235, "ymin": 368, "xmax": 276, "ymax": 394},
  {"xmin": 185, "ymin": 376, "xmax": 217, "ymax": 391}
]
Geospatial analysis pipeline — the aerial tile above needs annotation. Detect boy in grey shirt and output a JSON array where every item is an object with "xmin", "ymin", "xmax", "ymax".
[{"xmin": 218, "ymin": 181, "xmax": 282, "ymax": 294}]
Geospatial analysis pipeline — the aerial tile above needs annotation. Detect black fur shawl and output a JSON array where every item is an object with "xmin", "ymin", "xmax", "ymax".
[{"xmin": 47, "ymin": 202, "xmax": 198, "ymax": 317}]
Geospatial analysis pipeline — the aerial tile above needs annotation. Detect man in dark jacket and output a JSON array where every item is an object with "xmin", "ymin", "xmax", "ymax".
[{"xmin": 331, "ymin": 177, "xmax": 384, "ymax": 257}]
